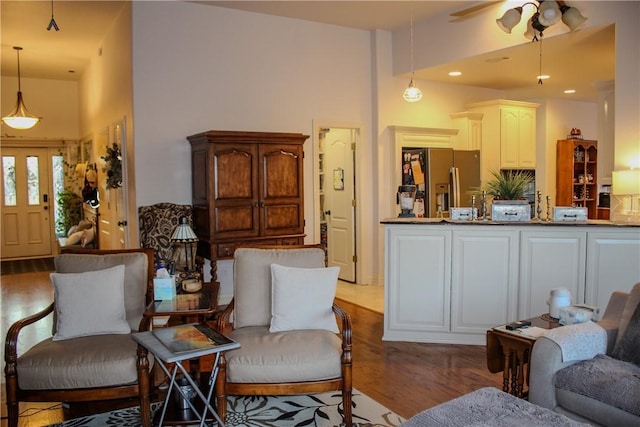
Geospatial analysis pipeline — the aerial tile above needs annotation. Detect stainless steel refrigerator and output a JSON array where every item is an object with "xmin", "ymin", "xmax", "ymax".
[{"xmin": 401, "ymin": 148, "xmax": 480, "ymax": 218}]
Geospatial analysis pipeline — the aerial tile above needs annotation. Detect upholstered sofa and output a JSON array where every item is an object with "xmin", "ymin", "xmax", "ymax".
[{"xmin": 529, "ymin": 282, "xmax": 640, "ymax": 426}]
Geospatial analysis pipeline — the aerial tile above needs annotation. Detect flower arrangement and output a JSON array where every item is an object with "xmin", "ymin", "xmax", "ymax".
[{"xmin": 101, "ymin": 143, "xmax": 123, "ymax": 189}]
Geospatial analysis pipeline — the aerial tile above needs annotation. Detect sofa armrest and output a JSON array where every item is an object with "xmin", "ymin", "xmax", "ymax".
[{"xmin": 529, "ymin": 322, "xmax": 607, "ymax": 410}]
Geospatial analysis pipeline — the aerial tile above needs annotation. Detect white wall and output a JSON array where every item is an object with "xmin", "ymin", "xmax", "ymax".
[{"xmin": 132, "ymin": 2, "xmax": 372, "ymax": 296}]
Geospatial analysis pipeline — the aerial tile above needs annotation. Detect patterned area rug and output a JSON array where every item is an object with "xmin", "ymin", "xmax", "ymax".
[
  {"xmin": 0, "ymin": 257, "xmax": 55, "ymax": 275},
  {"xmin": 48, "ymin": 390, "xmax": 404, "ymax": 426}
]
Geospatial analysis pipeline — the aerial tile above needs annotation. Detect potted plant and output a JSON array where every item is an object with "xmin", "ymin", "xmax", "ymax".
[
  {"xmin": 56, "ymin": 189, "xmax": 83, "ymax": 236},
  {"xmin": 484, "ymin": 169, "xmax": 534, "ymax": 202}
]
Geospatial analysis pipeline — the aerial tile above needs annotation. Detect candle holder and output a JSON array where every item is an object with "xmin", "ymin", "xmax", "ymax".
[
  {"xmin": 471, "ymin": 195, "xmax": 476, "ymax": 221},
  {"xmin": 546, "ymin": 196, "xmax": 552, "ymax": 221},
  {"xmin": 481, "ymin": 191, "xmax": 488, "ymax": 221},
  {"xmin": 536, "ymin": 191, "xmax": 543, "ymax": 221}
]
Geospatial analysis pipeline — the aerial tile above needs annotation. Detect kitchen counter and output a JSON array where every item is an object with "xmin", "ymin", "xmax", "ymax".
[
  {"xmin": 382, "ymin": 220, "xmax": 640, "ymax": 345},
  {"xmin": 381, "ymin": 217, "xmax": 639, "ymax": 227}
]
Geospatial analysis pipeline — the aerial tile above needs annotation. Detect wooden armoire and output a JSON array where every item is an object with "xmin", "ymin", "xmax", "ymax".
[{"xmin": 186, "ymin": 130, "xmax": 308, "ymax": 279}]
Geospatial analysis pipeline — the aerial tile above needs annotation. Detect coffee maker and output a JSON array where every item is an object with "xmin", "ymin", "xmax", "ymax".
[{"xmin": 397, "ymin": 185, "xmax": 417, "ymax": 217}]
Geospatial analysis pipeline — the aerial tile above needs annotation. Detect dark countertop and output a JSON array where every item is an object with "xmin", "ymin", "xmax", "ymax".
[{"xmin": 380, "ymin": 218, "xmax": 640, "ymax": 227}]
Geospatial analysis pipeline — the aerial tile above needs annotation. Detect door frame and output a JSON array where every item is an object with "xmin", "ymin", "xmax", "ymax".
[{"xmin": 312, "ymin": 120, "xmax": 362, "ymax": 283}]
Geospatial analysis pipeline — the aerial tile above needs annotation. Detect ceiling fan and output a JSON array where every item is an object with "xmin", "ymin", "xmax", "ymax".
[{"xmin": 450, "ymin": 1, "xmax": 503, "ymax": 18}]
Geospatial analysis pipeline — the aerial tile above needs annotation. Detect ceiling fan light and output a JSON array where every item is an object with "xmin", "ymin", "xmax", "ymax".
[
  {"xmin": 561, "ymin": 6, "xmax": 587, "ymax": 31},
  {"xmin": 403, "ymin": 77, "xmax": 422, "ymax": 102},
  {"xmin": 524, "ymin": 18, "xmax": 542, "ymax": 40},
  {"xmin": 496, "ymin": 7, "xmax": 523, "ymax": 33},
  {"xmin": 538, "ymin": 1, "xmax": 562, "ymax": 26}
]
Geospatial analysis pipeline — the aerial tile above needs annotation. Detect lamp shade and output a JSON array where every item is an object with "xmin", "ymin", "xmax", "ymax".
[
  {"xmin": 561, "ymin": 6, "xmax": 588, "ymax": 31},
  {"xmin": 612, "ymin": 170, "xmax": 640, "ymax": 195},
  {"xmin": 170, "ymin": 217, "xmax": 198, "ymax": 242},
  {"xmin": 496, "ymin": 7, "xmax": 523, "ymax": 33},
  {"xmin": 537, "ymin": 1, "xmax": 562, "ymax": 26},
  {"xmin": 403, "ymin": 77, "xmax": 422, "ymax": 102}
]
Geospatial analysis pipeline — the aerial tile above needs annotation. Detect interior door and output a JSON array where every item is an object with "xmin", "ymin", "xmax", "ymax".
[
  {"xmin": 1, "ymin": 147, "xmax": 52, "ymax": 259},
  {"xmin": 324, "ymin": 128, "xmax": 356, "ymax": 282}
]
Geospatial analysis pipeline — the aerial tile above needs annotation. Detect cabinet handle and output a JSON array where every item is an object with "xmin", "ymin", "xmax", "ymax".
[
  {"xmin": 232, "ymin": 149, "xmax": 250, "ymax": 157},
  {"xmin": 259, "ymin": 201, "xmax": 265, "ymax": 207},
  {"xmin": 280, "ymin": 150, "xmax": 298, "ymax": 159}
]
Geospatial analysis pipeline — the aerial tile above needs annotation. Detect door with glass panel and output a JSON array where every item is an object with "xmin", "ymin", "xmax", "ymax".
[{"xmin": 1, "ymin": 148, "xmax": 52, "ymax": 258}]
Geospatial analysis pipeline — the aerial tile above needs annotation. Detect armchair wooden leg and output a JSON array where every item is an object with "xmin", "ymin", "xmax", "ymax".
[
  {"xmin": 5, "ymin": 364, "xmax": 19, "ymax": 427},
  {"xmin": 342, "ymin": 388, "xmax": 352, "ymax": 427},
  {"xmin": 137, "ymin": 347, "xmax": 152, "ymax": 427},
  {"xmin": 215, "ymin": 354, "xmax": 228, "ymax": 422}
]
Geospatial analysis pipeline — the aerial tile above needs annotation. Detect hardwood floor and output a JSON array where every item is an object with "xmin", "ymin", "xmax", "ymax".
[{"xmin": 1, "ymin": 271, "xmax": 502, "ymax": 426}]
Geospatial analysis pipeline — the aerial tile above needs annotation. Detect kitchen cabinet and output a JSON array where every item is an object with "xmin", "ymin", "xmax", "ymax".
[
  {"xmin": 450, "ymin": 229, "xmax": 519, "ymax": 335},
  {"xmin": 586, "ymin": 231, "xmax": 640, "ymax": 310},
  {"xmin": 466, "ymin": 99, "xmax": 539, "ymax": 185},
  {"xmin": 519, "ymin": 230, "xmax": 587, "ymax": 318},
  {"xmin": 382, "ymin": 220, "xmax": 639, "ymax": 344},
  {"xmin": 556, "ymin": 139, "xmax": 598, "ymax": 219},
  {"xmin": 384, "ymin": 226, "xmax": 451, "ymax": 339},
  {"xmin": 187, "ymin": 130, "xmax": 308, "ymax": 280},
  {"xmin": 450, "ymin": 111, "xmax": 483, "ymax": 151}
]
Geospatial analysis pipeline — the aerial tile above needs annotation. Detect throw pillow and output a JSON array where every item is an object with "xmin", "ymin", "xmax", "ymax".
[
  {"xmin": 50, "ymin": 264, "xmax": 130, "ymax": 341},
  {"xmin": 269, "ymin": 263, "xmax": 340, "ymax": 333},
  {"xmin": 81, "ymin": 226, "xmax": 95, "ymax": 247},
  {"xmin": 611, "ymin": 301, "xmax": 640, "ymax": 365},
  {"xmin": 63, "ymin": 230, "xmax": 83, "ymax": 247}
]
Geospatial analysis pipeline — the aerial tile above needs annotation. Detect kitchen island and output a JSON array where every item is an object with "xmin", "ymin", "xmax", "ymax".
[{"xmin": 381, "ymin": 218, "xmax": 640, "ymax": 344}]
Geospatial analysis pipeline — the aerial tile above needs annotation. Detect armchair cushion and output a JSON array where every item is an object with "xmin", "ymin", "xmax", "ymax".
[
  {"xmin": 227, "ymin": 326, "xmax": 342, "ymax": 383},
  {"xmin": 269, "ymin": 264, "xmax": 340, "ymax": 333},
  {"xmin": 55, "ymin": 252, "xmax": 149, "ymax": 331},
  {"xmin": 611, "ymin": 302, "xmax": 640, "ymax": 364},
  {"xmin": 554, "ymin": 354, "xmax": 640, "ymax": 418},
  {"xmin": 233, "ymin": 247, "xmax": 325, "ymax": 328},
  {"xmin": 17, "ymin": 334, "xmax": 140, "ymax": 389},
  {"xmin": 50, "ymin": 265, "xmax": 130, "ymax": 341}
]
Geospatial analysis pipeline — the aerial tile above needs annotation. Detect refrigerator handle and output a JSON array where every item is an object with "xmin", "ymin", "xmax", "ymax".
[{"xmin": 451, "ymin": 167, "xmax": 461, "ymax": 208}]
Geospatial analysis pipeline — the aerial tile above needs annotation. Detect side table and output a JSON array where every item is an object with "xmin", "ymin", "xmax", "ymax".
[
  {"xmin": 486, "ymin": 315, "xmax": 561, "ymax": 398},
  {"xmin": 132, "ymin": 324, "xmax": 240, "ymax": 427}
]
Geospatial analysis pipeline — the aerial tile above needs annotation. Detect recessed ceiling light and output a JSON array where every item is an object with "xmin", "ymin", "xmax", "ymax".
[
  {"xmin": 564, "ymin": 89, "xmax": 576, "ymax": 94},
  {"xmin": 449, "ymin": 71, "xmax": 462, "ymax": 77},
  {"xmin": 537, "ymin": 74, "xmax": 550, "ymax": 80}
]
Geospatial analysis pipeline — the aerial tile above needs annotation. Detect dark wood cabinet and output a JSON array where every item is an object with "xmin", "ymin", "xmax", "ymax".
[
  {"xmin": 187, "ymin": 130, "xmax": 308, "ymax": 279},
  {"xmin": 556, "ymin": 139, "xmax": 598, "ymax": 219}
]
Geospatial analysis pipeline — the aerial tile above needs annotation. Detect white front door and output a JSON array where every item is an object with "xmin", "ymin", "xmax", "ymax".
[
  {"xmin": 1, "ymin": 147, "xmax": 52, "ymax": 259},
  {"xmin": 324, "ymin": 128, "xmax": 356, "ymax": 282}
]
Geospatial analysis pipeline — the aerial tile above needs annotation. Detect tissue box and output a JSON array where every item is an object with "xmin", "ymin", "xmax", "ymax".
[
  {"xmin": 559, "ymin": 305, "xmax": 599, "ymax": 325},
  {"xmin": 450, "ymin": 207, "xmax": 477, "ymax": 221},
  {"xmin": 554, "ymin": 207, "xmax": 588, "ymax": 222},
  {"xmin": 153, "ymin": 276, "xmax": 177, "ymax": 300},
  {"xmin": 491, "ymin": 202, "xmax": 531, "ymax": 221}
]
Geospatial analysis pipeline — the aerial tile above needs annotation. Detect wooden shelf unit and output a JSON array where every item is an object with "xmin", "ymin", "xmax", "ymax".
[{"xmin": 556, "ymin": 139, "xmax": 598, "ymax": 219}]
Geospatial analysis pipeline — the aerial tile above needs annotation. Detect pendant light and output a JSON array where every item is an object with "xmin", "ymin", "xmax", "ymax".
[
  {"xmin": 2, "ymin": 47, "xmax": 41, "ymax": 130},
  {"xmin": 402, "ymin": 13, "xmax": 422, "ymax": 103}
]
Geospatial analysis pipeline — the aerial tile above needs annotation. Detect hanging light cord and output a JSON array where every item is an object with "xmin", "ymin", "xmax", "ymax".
[
  {"xmin": 538, "ymin": 35, "xmax": 544, "ymax": 85},
  {"xmin": 409, "ymin": 13, "xmax": 415, "ymax": 81},
  {"xmin": 47, "ymin": 0, "xmax": 60, "ymax": 31},
  {"xmin": 15, "ymin": 48, "xmax": 22, "ymax": 92}
]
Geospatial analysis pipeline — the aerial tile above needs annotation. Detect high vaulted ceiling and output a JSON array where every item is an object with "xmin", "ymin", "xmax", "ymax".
[{"xmin": 1, "ymin": 1, "xmax": 614, "ymax": 102}]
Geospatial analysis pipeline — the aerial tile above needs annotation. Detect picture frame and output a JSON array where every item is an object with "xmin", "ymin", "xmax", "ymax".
[{"xmin": 333, "ymin": 168, "xmax": 344, "ymax": 191}]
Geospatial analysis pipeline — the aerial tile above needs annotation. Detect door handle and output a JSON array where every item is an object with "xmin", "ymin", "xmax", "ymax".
[{"xmin": 117, "ymin": 220, "xmax": 128, "ymax": 227}]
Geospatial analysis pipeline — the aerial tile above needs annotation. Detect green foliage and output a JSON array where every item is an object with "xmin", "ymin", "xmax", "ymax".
[
  {"xmin": 56, "ymin": 190, "xmax": 83, "ymax": 235},
  {"xmin": 102, "ymin": 143, "xmax": 122, "ymax": 189},
  {"xmin": 483, "ymin": 169, "xmax": 534, "ymax": 200}
]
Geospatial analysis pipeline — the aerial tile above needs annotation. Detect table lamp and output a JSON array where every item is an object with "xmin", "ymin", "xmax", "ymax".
[
  {"xmin": 170, "ymin": 217, "xmax": 199, "ymax": 272},
  {"xmin": 611, "ymin": 169, "xmax": 640, "ymax": 223}
]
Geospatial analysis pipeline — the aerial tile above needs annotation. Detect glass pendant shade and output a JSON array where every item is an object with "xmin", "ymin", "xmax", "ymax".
[
  {"xmin": 2, "ymin": 47, "xmax": 40, "ymax": 131},
  {"xmin": 524, "ymin": 18, "xmax": 542, "ymax": 40},
  {"xmin": 403, "ymin": 77, "xmax": 423, "ymax": 102},
  {"xmin": 2, "ymin": 92, "xmax": 40, "ymax": 130},
  {"xmin": 496, "ymin": 7, "xmax": 523, "ymax": 33},
  {"xmin": 561, "ymin": 6, "xmax": 587, "ymax": 31},
  {"xmin": 537, "ymin": 1, "xmax": 561, "ymax": 26}
]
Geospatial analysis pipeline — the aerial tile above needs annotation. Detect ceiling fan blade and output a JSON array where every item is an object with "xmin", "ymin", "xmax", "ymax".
[{"xmin": 450, "ymin": 1, "xmax": 502, "ymax": 17}]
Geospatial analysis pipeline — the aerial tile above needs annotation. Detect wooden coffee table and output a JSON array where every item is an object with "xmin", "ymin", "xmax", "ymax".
[{"xmin": 486, "ymin": 315, "xmax": 561, "ymax": 398}]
